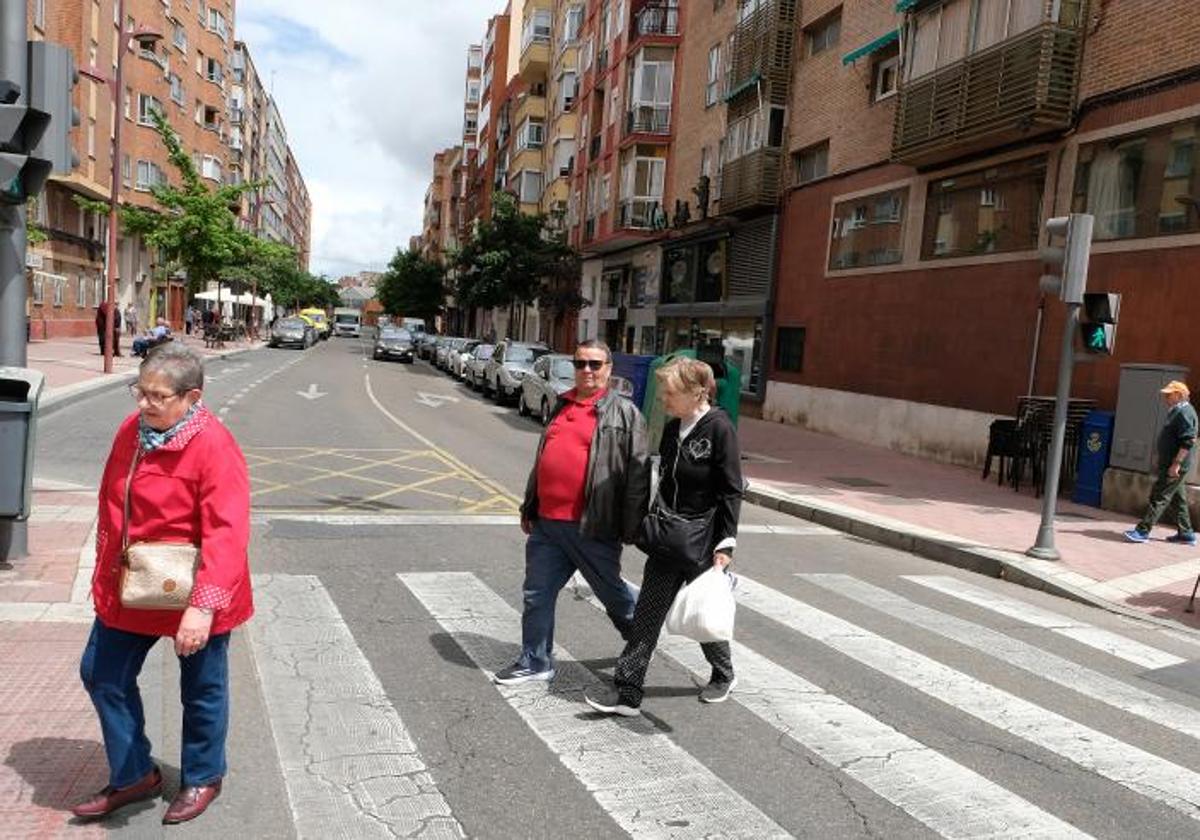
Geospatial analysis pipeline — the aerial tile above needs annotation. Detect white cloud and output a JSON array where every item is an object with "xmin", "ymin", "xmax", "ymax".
[{"xmin": 236, "ymin": 1, "xmax": 497, "ymax": 278}]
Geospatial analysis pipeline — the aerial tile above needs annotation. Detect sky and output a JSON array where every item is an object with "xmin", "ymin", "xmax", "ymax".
[{"xmin": 236, "ymin": 1, "xmax": 499, "ymax": 279}]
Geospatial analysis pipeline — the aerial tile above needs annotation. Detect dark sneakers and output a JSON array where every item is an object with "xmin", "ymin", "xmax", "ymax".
[
  {"xmin": 584, "ymin": 685, "xmax": 641, "ymax": 717},
  {"xmin": 699, "ymin": 677, "xmax": 738, "ymax": 704},
  {"xmin": 1166, "ymin": 531, "xmax": 1198, "ymax": 546},
  {"xmin": 493, "ymin": 662, "xmax": 556, "ymax": 685}
]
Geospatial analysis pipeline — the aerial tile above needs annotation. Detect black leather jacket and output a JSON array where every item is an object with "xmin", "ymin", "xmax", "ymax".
[{"xmin": 521, "ymin": 389, "xmax": 650, "ymax": 543}]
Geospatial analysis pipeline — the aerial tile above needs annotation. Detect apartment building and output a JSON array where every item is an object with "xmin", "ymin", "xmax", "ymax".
[
  {"xmin": 761, "ymin": 0, "xmax": 1200, "ymax": 466},
  {"xmin": 284, "ymin": 147, "xmax": 311, "ymax": 270},
  {"xmin": 421, "ymin": 146, "xmax": 463, "ymax": 265},
  {"xmin": 469, "ymin": 12, "xmax": 514, "ymax": 225},
  {"xmin": 463, "ymin": 44, "xmax": 483, "ymax": 152},
  {"xmin": 231, "ymin": 41, "xmax": 267, "ymax": 233}
]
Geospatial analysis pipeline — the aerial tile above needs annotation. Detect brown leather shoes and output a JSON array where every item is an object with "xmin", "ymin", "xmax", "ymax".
[
  {"xmin": 71, "ymin": 766, "xmax": 163, "ymax": 820},
  {"xmin": 162, "ymin": 780, "xmax": 222, "ymax": 825}
]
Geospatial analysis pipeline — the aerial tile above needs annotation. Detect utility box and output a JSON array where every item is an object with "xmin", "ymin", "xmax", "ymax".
[
  {"xmin": 0, "ymin": 368, "xmax": 45, "ymax": 520},
  {"xmin": 1110, "ymin": 363, "xmax": 1189, "ymax": 474}
]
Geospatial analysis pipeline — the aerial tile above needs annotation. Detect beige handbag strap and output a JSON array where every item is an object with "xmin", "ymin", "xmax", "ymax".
[{"xmin": 120, "ymin": 445, "xmax": 144, "ymax": 564}]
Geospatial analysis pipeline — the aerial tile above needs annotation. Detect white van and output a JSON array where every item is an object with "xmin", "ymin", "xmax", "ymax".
[{"xmin": 332, "ymin": 308, "xmax": 362, "ymax": 337}]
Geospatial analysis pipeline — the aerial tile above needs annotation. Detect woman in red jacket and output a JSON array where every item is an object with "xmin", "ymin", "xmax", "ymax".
[{"xmin": 72, "ymin": 344, "xmax": 252, "ymax": 825}]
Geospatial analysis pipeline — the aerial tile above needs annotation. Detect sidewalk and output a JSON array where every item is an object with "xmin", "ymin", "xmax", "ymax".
[
  {"xmin": 737, "ymin": 416, "xmax": 1200, "ymax": 630},
  {"xmin": 0, "ymin": 333, "xmax": 264, "ymax": 838}
]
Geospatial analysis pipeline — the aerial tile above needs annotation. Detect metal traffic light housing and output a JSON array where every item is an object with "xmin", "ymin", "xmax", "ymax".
[
  {"xmin": 0, "ymin": 92, "xmax": 51, "ymax": 205},
  {"xmin": 1079, "ymin": 292, "xmax": 1121, "ymax": 355},
  {"xmin": 1038, "ymin": 214, "xmax": 1094, "ymax": 304},
  {"xmin": 27, "ymin": 42, "xmax": 80, "ymax": 175}
]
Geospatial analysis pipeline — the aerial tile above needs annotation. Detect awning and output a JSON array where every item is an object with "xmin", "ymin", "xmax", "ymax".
[
  {"xmin": 896, "ymin": 0, "xmax": 937, "ymax": 11},
  {"xmin": 842, "ymin": 28, "xmax": 900, "ymax": 65},
  {"xmin": 723, "ymin": 72, "xmax": 762, "ymax": 103}
]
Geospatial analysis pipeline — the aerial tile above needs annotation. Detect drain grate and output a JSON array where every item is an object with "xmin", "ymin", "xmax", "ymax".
[{"xmin": 827, "ymin": 476, "xmax": 890, "ymax": 488}]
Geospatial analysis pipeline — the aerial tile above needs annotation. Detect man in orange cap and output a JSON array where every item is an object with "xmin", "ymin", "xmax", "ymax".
[{"xmin": 1125, "ymin": 380, "xmax": 1198, "ymax": 544}]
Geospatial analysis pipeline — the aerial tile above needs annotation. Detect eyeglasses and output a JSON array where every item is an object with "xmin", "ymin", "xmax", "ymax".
[
  {"xmin": 572, "ymin": 359, "xmax": 607, "ymax": 371},
  {"xmin": 129, "ymin": 384, "xmax": 182, "ymax": 408}
]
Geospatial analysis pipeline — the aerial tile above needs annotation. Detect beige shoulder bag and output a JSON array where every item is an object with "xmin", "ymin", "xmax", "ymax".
[{"xmin": 119, "ymin": 446, "xmax": 201, "ymax": 610}]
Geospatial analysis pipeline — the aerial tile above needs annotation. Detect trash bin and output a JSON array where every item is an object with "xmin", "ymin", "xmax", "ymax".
[
  {"xmin": 0, "ymin": 367, "xmax": 45, "ymax": 520},
  {"xmin": 1072, "ymin": 409, "xmax": 1115, "ymax": 507},
  {"xmin": 643, "ymin": 350, "xmax": 741, "ymax": 451},
  {"xmin": 612, "ymin": 353, "xmax": 655, "ymax": 410}
]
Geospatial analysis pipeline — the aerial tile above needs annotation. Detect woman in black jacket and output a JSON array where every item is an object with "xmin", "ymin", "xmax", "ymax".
[{"xmin": 586, "ymin": 358, "xmax": 743, "ymax": 717}]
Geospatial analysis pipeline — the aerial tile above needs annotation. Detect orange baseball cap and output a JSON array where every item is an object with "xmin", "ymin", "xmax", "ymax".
[{"xmin": 1160, "ymin": 380, "xmax": 1190, "ymax": 397}]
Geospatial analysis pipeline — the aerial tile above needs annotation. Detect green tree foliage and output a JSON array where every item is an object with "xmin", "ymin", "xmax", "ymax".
[
  {"xmin": 454, "ymin": 192, "xmax": 581, "ymax": 313},
  {"xmin": 377, "ymin": 249, "xmax": 445, "ymax": 319}
]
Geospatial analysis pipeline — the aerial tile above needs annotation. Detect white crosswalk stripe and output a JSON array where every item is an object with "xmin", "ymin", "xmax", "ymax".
[
  {"xmin": 248, "ymin": 574, "xmax": 465, "ymax": 839},
  {"xmin": 733, "ymin": 574, "xmax": 1200, "ymax": 823},
  {"xmin": 802, "ymin": 573, "xmax": 1200, "ymax": 740},
  {"xmin": 567, "ymin": 576, "xmax": 1088, "ymax": 839},
  {"xmin": 904, "ymin": 575, "xmax": 1186, "ymax": 669},
  {"xmin": 398, "ymin": 571, "xmax": 792, "ymax": 840}
]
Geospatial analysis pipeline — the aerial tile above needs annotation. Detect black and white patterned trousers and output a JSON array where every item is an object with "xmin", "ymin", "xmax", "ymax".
[{"xmin": 613, "ymin": 553, "xmax": 734, "ymax": 705}]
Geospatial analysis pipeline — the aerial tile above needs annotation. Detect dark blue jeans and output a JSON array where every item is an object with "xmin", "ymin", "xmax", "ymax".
[
  {"xmin": 80, "ymin": 618, "xmax": 230, "ymax": 788},
  {"xmin": 520, "ymin": 519, "xmax": 638, "ymax": 672}
]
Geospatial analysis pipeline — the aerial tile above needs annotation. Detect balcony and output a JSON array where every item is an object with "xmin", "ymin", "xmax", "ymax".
[
  {"xmin": 617, "ymin": 198, "xmax": 662, "ymax": 230},
  {"xmin": 892, "ymin": 22, "xmax": 1083, "ymax": 167},
  {"xmin": 230, "ymin": 107, "xmax": 243, "ymax": 126},
  {"xmin": 624, "ymin": 104, "xmax": 671, "ymax": 138},
  {"xmin": 519, "ymin": 31, "xmax": 550, "ymax": 80},
  {"xmin": 633, "ymin": 3, "xmax": 680, "ymax": 39},
  {"xmin": 719, "ymin": 146, "xmax": 784, "ymax": 214}
]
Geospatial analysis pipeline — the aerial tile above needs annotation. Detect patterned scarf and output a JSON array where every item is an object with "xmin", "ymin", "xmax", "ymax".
[{"xmin": 138, "ymin": 402, "xmax": 200, "ymax": 452}]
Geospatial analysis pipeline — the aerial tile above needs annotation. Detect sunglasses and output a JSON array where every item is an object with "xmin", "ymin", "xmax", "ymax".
[{"xmin": 572, "ymin": 359, "xmax": 607, "ymax": 371}]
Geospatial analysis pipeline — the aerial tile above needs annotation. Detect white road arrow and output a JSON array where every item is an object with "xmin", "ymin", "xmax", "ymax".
[
  {"xmin": 296, "ymin": 384, "xmax": 327, "ymax": 401},
  {"xmin": 415, "ymin": 391, "xmax": 460, "ymax": 408}
]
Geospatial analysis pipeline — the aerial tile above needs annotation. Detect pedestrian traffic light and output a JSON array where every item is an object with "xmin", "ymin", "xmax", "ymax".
[
  {"xmin": 27, "ymin": 42, "xmax": 80, "ymax": 175},
  {"xmin": 0, "ymin": 77, "xmax": 50, "ymax": 205},
  {"xmin": 1079, "ymin": 292, "xmax": 1120, "ymax": 355},
  {"xmin": 1037, "ymin": 214, "xmax": 1094, "ymax": 304}
]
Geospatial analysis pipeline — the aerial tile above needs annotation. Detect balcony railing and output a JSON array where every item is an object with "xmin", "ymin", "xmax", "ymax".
[
  {"xmin": 635, "ymin": 3, "xmax": 679, "ymax": 37},
  {"xmin": 719, "ymin": 146, "xmax": 783, "ymax": 214},
  {"xmin": 618, "ymin": 198, "xmax": 661, "ymax": 230},
  {"xmin": 892, "ymin": 22, "xmax": 1083, "ymax": 167},
  {"xmin": 626, "ymin": 105, "xmax": 671, "ymax": 135}
]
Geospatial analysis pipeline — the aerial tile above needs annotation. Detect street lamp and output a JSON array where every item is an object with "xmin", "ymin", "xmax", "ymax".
[{"xmin": 82, "ymin": 4, "xmax": 163, "ymax": 373}]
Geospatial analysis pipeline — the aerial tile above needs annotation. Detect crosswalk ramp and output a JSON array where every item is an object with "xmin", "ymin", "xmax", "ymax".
[{"xmin": 248, "ymin": 571, "xmax": 1200, "ymax": 838}]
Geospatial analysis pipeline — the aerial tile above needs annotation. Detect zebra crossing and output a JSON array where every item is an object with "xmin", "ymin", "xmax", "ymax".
[{"xmin": 247, "ymin": 570, "xmax": 1200, "ymax": 838}]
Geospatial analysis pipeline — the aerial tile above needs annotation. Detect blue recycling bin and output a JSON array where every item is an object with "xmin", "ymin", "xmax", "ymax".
[
  {"xmin": 1072, "ymin": 409, "xmax": 1115, "ymax": 507},
  {"xmin": 612, "ymin": 353, "xmax": 655, "ymax": 410}
]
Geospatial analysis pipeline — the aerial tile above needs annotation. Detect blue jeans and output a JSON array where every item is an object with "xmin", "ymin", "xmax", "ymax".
[
  {"xmin": 80, "ymin": 619, "xmax": 230, "ymax": 788},
  {"xmin": 520, "ymin": 519, "xmax": 637, "ymax": 672}
]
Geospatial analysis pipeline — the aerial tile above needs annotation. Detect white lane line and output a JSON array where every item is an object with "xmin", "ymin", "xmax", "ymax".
[
  {"xmin": 253, "ymin": 513, "xmax": 519, "ymax": 526},
  {"xmin": 735, "ymin": 575, "xmax": 1200, "ymax": 823},
  {"xmin": 218, "ymin": 407, "xmax": 229, "ymax": 416},
  {"xmin": 248, "ymin": 574, "xmax": 464, "ymax": 839},
  {"xmin": 904, "ymin": 575, "xmax": 1186, "ymax": 670},
  {"xmin": 398, "ymin": 571, "xmax": 791, "ymax": 840},
  {"xmin": 739, "ymin": 523, "xmax": 839, "ymax": 536},
  {"xmin": 568, "ymin": 579, "xmax": 1086, "ymax": 839},
  {"xmin": 803, "ymin": 574, "xmax": 1200, "ymax": 741}
]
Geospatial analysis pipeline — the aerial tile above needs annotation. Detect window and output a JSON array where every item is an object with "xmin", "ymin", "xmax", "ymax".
[
  {"xmin": 169, "ymin": 73, "xmax": 184, "ymax": 104},
  {"xmin": 122, "ymin": 154, "xmax": 131, "ymax": 187},
  {"xmin": 135, "ymin": 160, "xmax": 166, "ymax": 190},
  {"xmin": 1073, "ymin": 118, "xmax": 1200, "ymax": 240},
  {"xmin": 630, "ymin": 48, "xmax": 674, "ymax": 132},
  {"xmin": 829, "ymin": 188, "xmax": 908, "ymax": 269},
  {"xmin": 94, "ymin": 277, "xmax": 103, "ymax": 306},
  {"xmin": 123, "ymin": 87, "xmax": 132, "ymax": 119},
  {"xmin": 619, "ymin": 155, "xmax": 665, "ymax": 228},
  {"xmin": 205, "ymin": 57, "xmax": 223, "ymax": 84},
  {"xmin": 466, "ymin": 80, "xmax": 480, "ymax": 104},
  {"xmin": 775, "ymin": 327, "xmax": 806, "ymax": 372},
  {"xmin": 793, "ymin": 141, "xmax": 829, "ymax": 184},
  {"xmin": 468, "ymin": 46, "xmax": 483, "ymax": 70},
  {"xmin": 553, "ymin": 139, "xmax": 576, "ymax": 177},
  {"xmin": 872, "ymin": 49, "xmax": 899, "ymax": 102},
  {"xmin": 559, "ymin": 71, "xmax": 578, "ymax": 112},
  {"xmin": 922, "ymin": 156, "xmax": 1046, "ymax": 259},
  {"xmin": 52, "ymin": 276, "xmax": 65, "ymax": 307},
  {"xmin": 805, "ymin": 9, "xmax": 841, "ymax": 56},
  {"xmin": 907, "ymin": 0, "xmax": 1047, "ymax": 82},
  {"xmin": 31, "ymin": 273, "xmax": 44, "ymax": 305},
  {"xmin": 464, "ymin": 114, "xmax": 478, "ymax": 135},
  {"xmin": 207, "ymin": 8, "xmax": 227, "ymax": 38},
  {"xmin": 564, "ymin": 5, "xmax": 584, "ymax": 44},
  {"xmin": 172, "ymin": 22, "xmax": 187, "ymax": 52},
  {"xmin": 516, "ymin": 170, "xmax": 543, "ymax": 203},
  {"xmin": 78, "ymin": 276, "xmax": 89, "ymax": 308},
  {"xmin": 518, "ymin": 117, "xmax": 545, "ymax": 151},
  {"xmin": 521, "ymin": 8, "xmax": 552, "ymax": 51},
  {"xmin": 705, "ymin": 44, "xmax": 722, "ymax": 107},
  {"xmin": 137, "ymin": 94, "xmax": 163, "ymax": 125}
]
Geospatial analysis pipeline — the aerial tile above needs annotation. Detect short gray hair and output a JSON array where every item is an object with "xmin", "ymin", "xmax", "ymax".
[
  {"xmin": 575, "ymin": 338, "xmax": 612, "ymax": 363},
  {"xmin": 140, "ymin": 342, "xmax": 204, "ymax": 393}
]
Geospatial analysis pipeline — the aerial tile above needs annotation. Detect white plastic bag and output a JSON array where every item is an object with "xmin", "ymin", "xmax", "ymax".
[{"xmin": 665, "ymin": 568, "xmax": 736, "ymax": 642}]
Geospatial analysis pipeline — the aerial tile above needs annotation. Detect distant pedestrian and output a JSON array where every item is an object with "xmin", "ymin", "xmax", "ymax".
[
  {"xmin": 124, "ymin": 302, "xmax": 138, "ymax": 337},
  {"xmin": 96, "ymin": 302, "xmax": 122, "ymax": 356},
  {"xmin": 492, "ymin": 339, "xmax": 650, "ymax": 686},
  {"xmin": 72, "ymin": 344, "xmax": 251, "ymax": 825},
  {"xmin": 184, "ymin": 305, "xmax": 195, "ymax": 335},
  {"xmin": 1125, "ymin": 381, "xmax": 1198, "ymax": 545},
  {"xmin": 586, "ymin": 358, "xmax": 743, "ymax": 717}
]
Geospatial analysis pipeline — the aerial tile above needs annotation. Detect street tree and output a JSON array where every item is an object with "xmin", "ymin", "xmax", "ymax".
[{"xmin": 377, "ymin": 249, "xmax": 445, "ymax": 322}]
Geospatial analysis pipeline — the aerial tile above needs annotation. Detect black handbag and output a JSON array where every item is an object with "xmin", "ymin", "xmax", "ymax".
[{"xmin": 635, "ymin": 491, "xmax": 715, "ymax": 568}]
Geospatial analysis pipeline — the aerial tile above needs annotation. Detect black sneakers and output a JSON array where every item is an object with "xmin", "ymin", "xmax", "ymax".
[
  {"xmin": 584, "ymin": 685, "xmax": 641, "ymax": 717},
  {"xmin": 492, "ymin": 662, "xmax": 556, "ymax": 685},
  {"xmin": 698, "ymin": 676, "xmax": 738, "ymax": 704}
]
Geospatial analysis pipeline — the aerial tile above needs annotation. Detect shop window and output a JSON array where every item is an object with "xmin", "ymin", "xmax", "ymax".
[
  {"xmin": 775, "ymin": 327, "xmax": 806, "ymax": 372},
  {"xmin": 662, "ymin": 246, "xmax": 694, "ymax": 303},
  {"xmin": 1072, "ymin": 117, "xmax": 1199, "ymax": 240},
  {"xmin": 829, "ymin": 187, "xmax": 908, "ymax": 269},
  {"xmin": 696, "ymin": 239, "xmax": 726, "ymax": 302},
  {"xmin": 922, "ymin": 156, "xmax": 1046, "ymax": 259}
]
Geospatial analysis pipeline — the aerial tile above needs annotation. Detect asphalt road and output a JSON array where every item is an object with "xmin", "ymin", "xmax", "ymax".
[{"xmin": 35, "ymin": 336, "xmax": 1200, "ymax": 839}]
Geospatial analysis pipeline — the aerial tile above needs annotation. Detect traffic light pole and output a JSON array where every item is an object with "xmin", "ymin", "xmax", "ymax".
[
  {"xmin": 1027, "ymin": 299, "xmax": 1080, "ymax": 560},
  {"xmin": 0, "ymin": 0, "xmax": 29, "ymax": 561}
]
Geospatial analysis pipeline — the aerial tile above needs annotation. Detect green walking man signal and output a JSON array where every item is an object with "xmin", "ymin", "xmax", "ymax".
[{"xmin": 1080, "ymin": 292, "xmax": 1121, "ymax": 355}]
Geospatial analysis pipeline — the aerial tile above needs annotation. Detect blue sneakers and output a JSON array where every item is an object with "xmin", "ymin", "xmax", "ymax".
[
  {"xmin": 1123, "ymin": 529, "xmax": 1150, "ymax": 543},
  {"xmin": 1166, "ymin": 531, "xmax": 1198, "ymax": 546}
]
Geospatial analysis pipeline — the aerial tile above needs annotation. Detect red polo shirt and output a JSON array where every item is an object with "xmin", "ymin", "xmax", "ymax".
[{"xmin": 536, "ymin": 388, "xmax": 605, "ymax": 521}]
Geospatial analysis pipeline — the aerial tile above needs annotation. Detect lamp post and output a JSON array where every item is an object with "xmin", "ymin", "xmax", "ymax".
[{"xmin": 81, "ymin": 3, "xmax": 162, "ymax": 373}]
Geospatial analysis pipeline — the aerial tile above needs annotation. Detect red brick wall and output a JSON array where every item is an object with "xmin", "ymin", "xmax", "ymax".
[{"xmin": 1079, "ymin": 0, "xmax": 1200, "ymax": 102}]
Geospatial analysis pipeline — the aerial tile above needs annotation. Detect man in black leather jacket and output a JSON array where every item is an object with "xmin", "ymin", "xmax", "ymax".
[{"xmin": 493, "ymin": 340, "xmax": 650, "ymax": 685}]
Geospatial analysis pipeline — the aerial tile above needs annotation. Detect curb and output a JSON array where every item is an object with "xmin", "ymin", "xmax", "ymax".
[
  {"xmin": 36, "ymin": 344, "xmax": 263, "ymax": 418},
  {"xmin": 744, "ymin": 481, "xmax": 1200, "ymax": 636}
]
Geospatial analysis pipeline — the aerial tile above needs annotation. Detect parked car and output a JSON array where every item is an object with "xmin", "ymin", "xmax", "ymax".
[
  {"xmin": 519, "ymin": 353, "xmax": 575, "ymax": 424},
  {"xmin": 400, "ymin": 317, "xmax": 427, "ymax": 334},
  {"xmin": 373, "ymin": 327, "xmax": 415, "ymax": 362},
  {"xmin": 484, "ymin": 340, "xmax": 550, "ymax": 404},
  {"xmin": 449, "ymin": 339, "xmax": 482, "ymax": 379},
  {"xmin": 268, "ymin": 316, "xmax": 316, "ymax": 349},
  {"xmin": 434, "ymin": 336, "xmax": 464, "ymax": 370},
  {"xmin": 463, "ymin": 343, "xmax": 495, "ymax": 389},
  {"xmin": 332, "ymin": 307, "xmax": 362, "ymax": 337},
  {"xmin": 420, "ymin": 334, "xmax": 446, "ymax": 362},
  {"xmin": 299, "ymin": 308, "xmax": 331, "ymax": 340}
]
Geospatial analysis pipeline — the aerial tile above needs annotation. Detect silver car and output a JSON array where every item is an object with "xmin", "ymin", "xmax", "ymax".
[
  {"xmin": 519, "ymin": 354, "xmax": 575, "ymax": 424},
  {"xmin": 463, "ymin": 343, "xmax": 495, "ymax": 390},
  {"xmin": 449, "ymin": 339, "xmax": 482, "ymax": 379},
  {"xmin": 434, "ymin": 336, "xmax": 463, "ymax": 370},
  {"xmin": 484, "ymin": 340, "xmax": 550, "ymax": 404}
]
